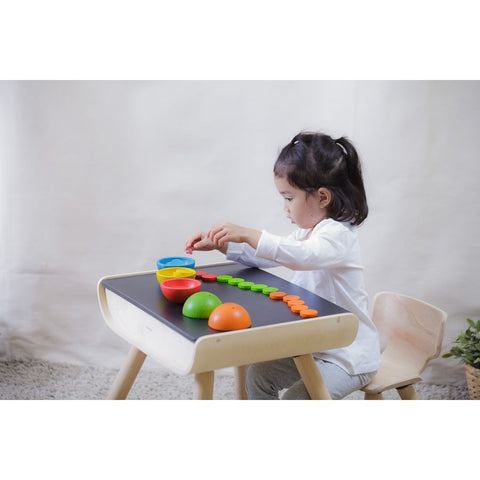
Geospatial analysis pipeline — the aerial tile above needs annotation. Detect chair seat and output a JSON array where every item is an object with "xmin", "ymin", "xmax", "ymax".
[{"xmin": 362, "ymin": 358, "xmax": 422, "ymax": 394}]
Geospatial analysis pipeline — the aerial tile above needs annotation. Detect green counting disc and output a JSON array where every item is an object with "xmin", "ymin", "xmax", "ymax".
[
  {"xmin": 238, "ymin": 281, "xmax": 254, "ymax": 290},
  {"xmin": 263, "ymin": 287, "xmax": 279, "ymax": 295},
  {"xmin": 228, "ymin": 277, "xmax": 244, "ymax": 286},
  {"xmin": 217, "ymin": 275, "xmax": 233, "ymax": 283},
  {"xmin": 251, "ymin": 284, "xmax": 268, "ymax": 292}
]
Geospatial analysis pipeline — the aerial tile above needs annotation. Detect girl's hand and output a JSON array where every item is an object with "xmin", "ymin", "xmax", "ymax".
[
  {"xmin": 207, "ymin": 222, "xmax": 261, "ymax": 249},
  {"xmin": 184, "ymin": 232, "xmax": 227, "ymax": 254}
]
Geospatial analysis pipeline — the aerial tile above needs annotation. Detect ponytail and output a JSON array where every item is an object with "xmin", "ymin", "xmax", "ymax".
[{"xmin": 332, "ymin": 136, "xmax": 368, "ymax": 225}]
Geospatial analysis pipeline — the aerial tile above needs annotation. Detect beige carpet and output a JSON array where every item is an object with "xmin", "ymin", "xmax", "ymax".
[{"xmin": 0, "ymin": 359, "xmax": 470, "ymax": 400}]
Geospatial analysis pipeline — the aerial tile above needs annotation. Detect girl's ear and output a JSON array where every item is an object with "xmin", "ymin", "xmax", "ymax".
[{"xmin": 317, "ymin": 187, "xmax": 332, "ymax": 208}]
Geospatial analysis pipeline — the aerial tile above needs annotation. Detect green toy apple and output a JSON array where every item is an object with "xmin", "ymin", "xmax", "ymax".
[{"xmin": 182, "ymin": 292, "xmax": 222, "ymax": 319}]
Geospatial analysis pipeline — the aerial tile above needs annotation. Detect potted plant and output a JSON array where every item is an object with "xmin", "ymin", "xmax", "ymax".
[{"xmin": 443, "ymin": 318, "xmax": 480, "ymax": 399}]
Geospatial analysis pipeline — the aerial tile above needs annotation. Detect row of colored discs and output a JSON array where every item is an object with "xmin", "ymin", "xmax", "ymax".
[
  {"xmin": 196, "ymin": 271, "xmax": 318, "ymax": 319},
  {"xmin": 197, "ymin": 272, "xmax": 280, "ymax": 295},
  {"xmin": 268, "ymin": 291, "xmax": 319, "ymax": 318}
]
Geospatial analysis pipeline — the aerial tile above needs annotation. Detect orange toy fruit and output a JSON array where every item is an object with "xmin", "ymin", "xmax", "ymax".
[
  {"xmin": 269, "ymin": 291, "xmax": 286, "ymax": 300},
  {"xmin": 208, "ymin": 303, "xmax": 252, "ymax": 331},
  {"xmin": 300, "ymin": 309, "xmax": 319, "ymax": 318},
  {"xmin": 283, "ymin": 295, "xmax": 300, "ymax": 303}
]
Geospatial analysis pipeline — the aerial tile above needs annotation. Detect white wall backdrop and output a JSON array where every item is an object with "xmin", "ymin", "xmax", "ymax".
[{"xmin": 1, "ymin": 80, "xmax": 479, "ymax": 384}]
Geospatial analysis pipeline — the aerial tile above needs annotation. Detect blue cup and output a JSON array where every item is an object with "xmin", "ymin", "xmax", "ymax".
[{"xmin": 156, "ymin": 256, "xmax": 195, "ymax": 270}]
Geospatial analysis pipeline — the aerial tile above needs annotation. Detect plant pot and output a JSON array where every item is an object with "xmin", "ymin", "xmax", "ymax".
[{"xmin": 465, "ymin": 363, "xmax": 480, "ymax": 400}]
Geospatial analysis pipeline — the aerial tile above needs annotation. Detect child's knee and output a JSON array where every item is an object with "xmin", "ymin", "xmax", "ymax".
[
  {"xmin": 245, "ymin": 362, "xmax": 278, "ymax": 399},
  {"xmin": 281, "ymin": 380, "xmax": 310, "ymax": 400}
]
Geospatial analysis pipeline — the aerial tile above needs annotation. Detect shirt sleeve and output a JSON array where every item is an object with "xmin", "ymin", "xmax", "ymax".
[
  {"xmin": 226, "ymin": 241, "xmax": 280, "ymax": 269},
  {"xmin": 255, "ymin": 224, "xmax": 352, "ymax": 270}
]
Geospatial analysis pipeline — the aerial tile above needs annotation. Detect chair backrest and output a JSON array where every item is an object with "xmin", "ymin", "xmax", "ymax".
[{"xmin": 371, "ymin": 292, "xmax": 447, "ymax": 373}]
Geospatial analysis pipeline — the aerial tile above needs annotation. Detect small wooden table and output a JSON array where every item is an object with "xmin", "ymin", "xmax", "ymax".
[{"xmin": 97, "ymin": 262, "xmax": 358, "ymax": 399}]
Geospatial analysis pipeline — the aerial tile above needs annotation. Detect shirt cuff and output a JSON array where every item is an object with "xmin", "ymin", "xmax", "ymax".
[
  {"xmin": 255, "ymin": 230, "xmax": 281, "ymax": 262},
  {"xmin": 225, "ymin": 242, "xmax": 246, "ymax": 262}
]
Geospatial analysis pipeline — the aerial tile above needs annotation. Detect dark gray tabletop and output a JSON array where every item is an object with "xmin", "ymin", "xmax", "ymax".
[{"xmin": 101, "ymin": 263, "xmax": 349, "ymax": 342}]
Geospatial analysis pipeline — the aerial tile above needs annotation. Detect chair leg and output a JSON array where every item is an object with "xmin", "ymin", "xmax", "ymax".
[
  {"xmin": 364, "ymin": 392, "xmax": 384, "ymax": 400},
  {"xmin": 396, "ymin": 384, "xmax": 418, "ymax": 400},
  {"xmin": 234, "ymin": 365, "xmax": 248, "ymax": 399},
  {"xmin": 107, "ymin": 345, "xmax": 147, "ymax": 399},
  {"xmin": 293, "ymin": 354, "xmax": 332, "ymax": 399},
  {"xmin": 193, "ymin": 371, "xmax": 214, "ymax": 399}
]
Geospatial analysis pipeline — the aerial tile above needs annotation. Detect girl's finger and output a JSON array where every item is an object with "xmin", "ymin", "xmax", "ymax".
[
  {"xmin": 209, "ymin": 227, "xmax": 219, "ymax": 239},
  {"xmin": 217, "ymin": 234, "xmax": 230, "ymax": 246},
  {"xmin": 212, "ymin": 228, "xmax": 227, "ymax": 245},
  {"xmin": 186, "ymin": 232, "xmax": 201, "ymax": 245},
  {"xmin": 194, "ymin": 237, "xmax": 211, "ymax": 250},
  {"xmin": 185, "ymin": 232, "xmax": 205, "ymax": 252},
  {"xmin": 207, "ymin": 224, "xmax": 220, "ymax": 238}
]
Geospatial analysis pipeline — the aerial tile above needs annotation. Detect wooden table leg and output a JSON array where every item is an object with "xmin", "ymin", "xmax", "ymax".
[
  {"xmin": 294, "ymin": 354, "xmax": 332, "ymax": 400},
  {"xmin": 364, "ymin": 392, "xmax": 384, "ymax": 400},
  {"xmin": 234, "ymin": 365, "xmax": 248, "ymax": 400},
  {"xmin": 397, "ymin": 384, "xmax": 418, "ymax": 400},
  {"xmin": 106, "ymin": 345, "xmax": 147, "ymax": 400},
  {"xmin": 193, "ymin": 371, "xmax": 214, "ymax": 399}
]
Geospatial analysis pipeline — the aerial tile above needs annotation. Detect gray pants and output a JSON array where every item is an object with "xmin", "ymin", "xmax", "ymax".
[{"xmin": 245, "ymin": 357, "xmax": 375, "ymax": 400}]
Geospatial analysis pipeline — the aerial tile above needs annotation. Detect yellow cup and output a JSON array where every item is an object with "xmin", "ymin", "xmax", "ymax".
[{"xmin": 156, "ymin": 267, "xmax": 196, "ymax": 284}]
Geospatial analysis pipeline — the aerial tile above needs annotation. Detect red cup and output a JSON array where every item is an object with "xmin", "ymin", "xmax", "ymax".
[{"xmin": 160, "ymin": 278, "xmax": 202, "ymax": 303}]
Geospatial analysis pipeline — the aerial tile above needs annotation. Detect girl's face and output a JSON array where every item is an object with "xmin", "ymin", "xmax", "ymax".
[{"xmin": 274, "ymin": 175, "xmax": 329, "ymax": 229}]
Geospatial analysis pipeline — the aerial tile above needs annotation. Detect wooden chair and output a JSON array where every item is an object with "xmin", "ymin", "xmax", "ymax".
[{"xmin": 362, "ymin": 291, "xmax": 447, "ymax": 400}]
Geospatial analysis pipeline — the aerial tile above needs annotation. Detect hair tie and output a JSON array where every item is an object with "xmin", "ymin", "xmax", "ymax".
[{"xmin": 335, "ymin": 141, "xmax": 348, "ymax": 156}]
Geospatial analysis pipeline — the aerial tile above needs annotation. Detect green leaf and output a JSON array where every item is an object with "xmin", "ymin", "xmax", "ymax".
[{"xmin": 443, "ymin": 318, "xmax": 480, "ymax": 364}]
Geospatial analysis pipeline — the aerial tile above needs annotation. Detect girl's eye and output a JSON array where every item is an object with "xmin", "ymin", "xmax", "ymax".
[{"xmin": 285, "ymin": 198, "xmax": 293, "ymax": 202}]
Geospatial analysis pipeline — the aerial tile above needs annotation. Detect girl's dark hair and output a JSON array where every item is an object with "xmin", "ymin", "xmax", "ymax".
[{"xmin": 274, "ymin": 132, "xmax": 368, "ymax": 226}]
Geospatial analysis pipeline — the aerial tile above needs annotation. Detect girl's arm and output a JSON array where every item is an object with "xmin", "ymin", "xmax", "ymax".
[
  {"xmin": 207, "ymin": 221, "xmax": 352, "ymax": 271},
  {"xmin": 225, "ymin": 240, "xmax": 280, "ymax": 269},
  {"xmin": 186, "ymin": 223, "xmax": 279, "ymax": 269},
  {"xmin": 190, "ymin": 221, "xmax": 350, "ymax": 271},
  {"xmin": 255, "ymin": 226, "xmax": 352, "ymax": 271},
  {"xmin": 207, "ymin": 222, "xmax": 261, "ymax": 250}
]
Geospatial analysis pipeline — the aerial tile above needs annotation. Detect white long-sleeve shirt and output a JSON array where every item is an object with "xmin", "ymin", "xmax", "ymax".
[{"xmin": 226, "ymin": 218, "xmax": 381, "ymax": 375}]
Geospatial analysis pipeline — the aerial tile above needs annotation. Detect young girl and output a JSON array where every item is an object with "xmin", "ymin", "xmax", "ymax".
[{"xmin": 184, "ymin": 132, "xmax": 381, "ymax": 399}]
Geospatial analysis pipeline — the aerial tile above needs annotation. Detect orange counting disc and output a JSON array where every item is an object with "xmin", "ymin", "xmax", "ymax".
[
  {"xmin": 287, "ymin": 299, "xmax": 305, "ymax": 307},
  {"xmin": 300, "ymin": 309, "xmax": 319, "ymax": 318},
  {"xmin": 283, "ymin": 295, "xmax": 300, "ymax": 303},
  {"xmin": 269, "ymin": 291, "xmax": 286, "ymax": 300},
  {"xmin": 291, "ymin": 304, "xmax": 309, "ymax": 313}
]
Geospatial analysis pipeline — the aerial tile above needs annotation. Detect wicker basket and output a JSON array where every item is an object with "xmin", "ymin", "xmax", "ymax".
[{"xmin": 465, "ymin": 363, "xmax": 480, "ymax": 400}]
